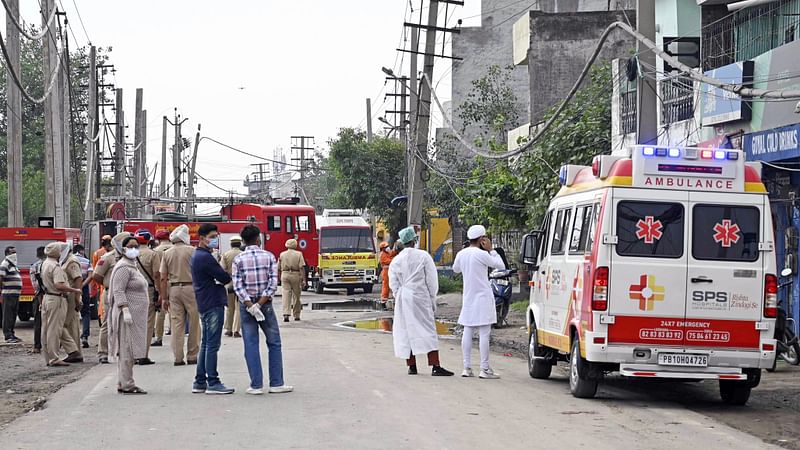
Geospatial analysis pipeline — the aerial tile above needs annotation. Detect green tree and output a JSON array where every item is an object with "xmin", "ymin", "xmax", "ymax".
[{"xmin": 327, "ymin": 128, "xmax": 407, "ymax": 234}]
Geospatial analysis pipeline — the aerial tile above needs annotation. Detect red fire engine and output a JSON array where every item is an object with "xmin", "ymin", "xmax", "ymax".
[{"xmin": 0, "ymin": 226, "xmax": 81, "ymax": 321}]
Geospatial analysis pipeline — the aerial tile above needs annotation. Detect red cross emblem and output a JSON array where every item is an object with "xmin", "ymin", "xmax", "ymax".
[
  {"xmin": 713, "ymin": 219, "xmax": 740, "ymax": 248},
  {"xmin": 635, "ymin": 216, "xmax": 663, "ymax": 244}
]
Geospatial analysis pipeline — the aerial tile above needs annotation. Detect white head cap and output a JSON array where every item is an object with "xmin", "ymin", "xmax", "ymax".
[{"xmin": 467, "ymin": 225, "xmax": 486, "ymax": 240}]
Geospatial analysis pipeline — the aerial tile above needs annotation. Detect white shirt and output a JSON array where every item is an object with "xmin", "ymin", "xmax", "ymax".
[{"xmin": 453, "ymin": 246, "xmax": 505, "ymax": 326}]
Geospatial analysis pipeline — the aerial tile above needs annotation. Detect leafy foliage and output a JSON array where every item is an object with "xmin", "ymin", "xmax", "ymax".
[{"xmin": 326, "ymin": 128, "xmax": 407, "ymax": 234}]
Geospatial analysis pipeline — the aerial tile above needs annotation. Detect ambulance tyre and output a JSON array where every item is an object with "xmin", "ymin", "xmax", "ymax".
[
  {"xmin": 18, "ymin": 310, "xmax": 31, "ymax": 322},
  {"xmin": 363, "ymin": 284, "xmax": 373, "ymax": 294},
  {"xmin": 719, "ymin": 380, "xmax": 751, "ymax": 405},
  {"xmin": 346, "ymin": 287, "xmax": 355, "ymax": 296},
  {"xmin": 569, "ymin": 338, "xmax": 598, "ymax": 398},
  {"xmin": 315, "ymin": 282, "xmax": 325, "ymax": 294},
  {"xmin": 528, "ymin": 327, "xmax": 551, "ymax": 379}
]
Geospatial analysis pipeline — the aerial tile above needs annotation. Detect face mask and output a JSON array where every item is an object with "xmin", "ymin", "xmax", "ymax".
[
  {"xmin": 6, "ymin": 254, "xmax": 17, "ymax": 265},
  {"xmin": 124, "ymin": 248, "xmax": 140, "ymax": 260},
  {"xmin": 207, "ymin": 237, "xmax": 219, "ymax": 249}
]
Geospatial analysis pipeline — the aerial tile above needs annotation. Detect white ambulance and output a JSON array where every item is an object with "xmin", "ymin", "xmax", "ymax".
[{"xmin": 520, "ymin": 145, "xmax": 778, "ymax": 404}]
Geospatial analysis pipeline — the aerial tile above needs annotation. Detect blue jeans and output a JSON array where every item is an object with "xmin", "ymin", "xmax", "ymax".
[
  {"xmin": 195, "ymin": 306, "xmax": 225, "ymax": 387},
  {"xmin": 240, "ymin": 302, "xmax": 284, "ymax": 389},
  {"xmin": 80, "ymin": 286, "xmax": 92, "ymax": 339}
]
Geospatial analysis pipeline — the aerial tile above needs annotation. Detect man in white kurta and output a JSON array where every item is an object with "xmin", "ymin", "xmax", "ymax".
[
  {"xmin": 453, "ymin": 225, "xmax": 506, "ymax": 379},
  {"xmin": 390, "ymin": 227, "xmax": 454, "ymax": 376}
]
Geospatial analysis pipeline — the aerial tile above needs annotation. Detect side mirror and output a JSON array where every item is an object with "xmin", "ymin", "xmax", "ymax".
[
  {"xmin": 781, "ymin": 268, "xmax": 793, "ymax": 277},
  {"xmin": 520, "ymin": 232, "xmax": 541, "ymax": 268}
]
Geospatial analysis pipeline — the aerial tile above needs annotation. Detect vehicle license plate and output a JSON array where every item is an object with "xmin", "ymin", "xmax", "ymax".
[
  {"xmin": 19, "ymin": 295, "xmax": 33, "ymax": 302},
  {"xmin": 657, "ymin": 353, "xmax": 708, "ymax": 367},
  {"xmin": 341, "ymin": 277, "xmax": 358, "ymax": 282},
  {"xmin": 495, "ymin": 279, "xmax": 509, "ymax": 286}
]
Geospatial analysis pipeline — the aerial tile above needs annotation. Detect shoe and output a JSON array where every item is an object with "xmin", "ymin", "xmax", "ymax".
[
  {"xmin": 64, "ymin": 352, "xmax": 83, "ymax": 363},
  {"xmin": 165, "ymin": 330, "xmax": 172, "ymax": 336},
  {"xmin": 224, "ymin": 331, "xmax": 233, "ymax": 337},
  {"xmin": 283, "ymin": 315, "xmax": 290, "ymax": 323},
  {"xmin": 408, "ymin": 365, "xmax": 418, "ymax": 375},
  {"xmin": 49, "ymin": 360, "xmax": 70, "ymax": 367},
  {"xmin": 268, "ymin": 385, "xmax": 293, "ymax": 394},
  {"xmin": 5, "ymin": 337, "xmax": 21, "ymax": 344},
  {"xmin": 246, "ymin": 387, "xmax": 264, "ymax": 395},
  {"xmin": 99, "ymin": 356, "xmax": 109, "ymax": 364},
  {"xmin": 31, "ymin": 348, "xmax": 41, "ymax": 354},
  {"xmin": 432, "ymin": 365, "xmax": 454, "ymax": 376},
  {"xmin": 136, "ymin": 358, "xmax": 155, "ymax": 366},
  {"xmin": 81, "ymin": 339, "xmax": 89, "ymax": 349},
  {"xmin": 461, "ymin": 368, "xmax": 475, "ymax": 378},
  {"xmin": 174, "ymin": 361, "xmax": 186, "ymax": 366},
  {"xmin": 191, "ymin": 384, "xmax": 207, "ymax": 394},
  {"xmin": 479, "ymin": 368, "xmax": 500, "ymax": 379},
  {"xmin": 206, "ymin": 384, "xmax": 235, "ymax": 395},
  {"xmin": 233, "ymin": 332, "xmax": 241, "ymax": 338},
  {"xmin": 294, "ymin": 317, "xmax": 301, "ymax": 321},
  {"xmin": 187, "ymin": 360, "xmax": 198, "ymax": 365},
  {"xmin": 151, "ymin": 339, "xmax": 163, "ymax": 347}
]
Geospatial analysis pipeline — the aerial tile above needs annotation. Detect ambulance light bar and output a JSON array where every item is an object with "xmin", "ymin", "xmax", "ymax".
[{"xmin": 641, "ymin": 146, "xmax": 739, "ymax": 162}]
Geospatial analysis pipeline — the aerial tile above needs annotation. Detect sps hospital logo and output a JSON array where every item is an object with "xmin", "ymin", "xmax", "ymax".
[{"xmin": 629, "ymin": 275, "xmax": 665, "ymax": 311}]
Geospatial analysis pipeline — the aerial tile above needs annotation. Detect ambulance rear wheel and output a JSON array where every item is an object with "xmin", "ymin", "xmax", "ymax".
[
  {"xmin": 363, "ymin": 284, "xmax": 373, "ymax": 294},
  {"xmin": 569, "ymin": 338, "xmax": 598, "ymax": 398},
  {"xmin": 18, "ymin": 310, "xmax": 31, "ymax": 322},
  {"xmin": 315, "ymin": 282, "xmax": 325, "ymax": 295},
  {"xmin": 528, "ymin": 328, "xmax": 551, "ymax": 379},
  {"xmin": 719, "ymin": 380, "xmax": 751, "ymax": 405}
]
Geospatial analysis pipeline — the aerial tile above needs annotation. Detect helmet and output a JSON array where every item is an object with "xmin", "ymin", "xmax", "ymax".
[{"xmin": 135, "ymin": 229, "xmax": 152, "ymax": 245}]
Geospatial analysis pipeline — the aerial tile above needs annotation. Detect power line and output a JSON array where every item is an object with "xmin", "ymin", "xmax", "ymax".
[
  {"xmin": 0, "ymin": 24, "xmax": 63, "ymax": 104},
  {"xmin": 0, "ymin": 0, "xmax": 57, "ymax": 40},
  {"xmin": 69, "ymin": 0, "xmax": 91, "ymax": 44},
  {"xmin": 199, "ymin": 136, "xmax": 325, "ymax": 171}
]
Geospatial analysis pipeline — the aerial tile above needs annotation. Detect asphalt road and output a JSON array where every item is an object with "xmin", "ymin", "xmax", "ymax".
[{"xmin": 0, "ymin": 294, "xmax": 777, "ymax": 450}]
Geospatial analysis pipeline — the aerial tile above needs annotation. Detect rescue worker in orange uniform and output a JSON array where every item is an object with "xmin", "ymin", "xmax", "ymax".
[{"xmin": 379, "ymin": 242, "xmax": 397, "ymax": 303}]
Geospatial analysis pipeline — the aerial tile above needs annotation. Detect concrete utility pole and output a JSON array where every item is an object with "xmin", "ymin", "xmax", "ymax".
[
  {"xmin": 160, "ymin": 116, "xmax": 167, "ymax": 195},
  {"xmin": 366, "ymin": 98, "xmax": 373, "ymax": 144},
  {"xmin": 636, "ymin": 0, "xmax": 658, "ymax": 145},
  {"xmin": 42, "ymin": 0, "xmax": 65, "ymax": 226},
  {"xmin": 114, "ymin": 88, "xmax": 125, "ymax": 196},
  {"xmin": 5, "ymin": 0, "xmax": 22, "ymax": 226},
  {"xmin": 85, "ymin": 45, "xmax": 97, "ymax": 221},
  {"xmin": 133, "ymin": 89, "xmax": 143, "ymax": 197},
  {"xmin": 400, "ymin": 78, "xmax": 408, "ymax": 146},
  {"xmin": 408, "ymin": 0, "xmax": 439, "ymax": 227},
  {"xmin": 290, "ymin": 136, "xmax": 314, "ymax": 199},
  {"xmin": 167, "ymin": 110, "xmax": 188, "ymax": 201},
  {"xmin": 186, "ymin": 124, "xmax": 201, "ymax": 219},
  {"xmin": 60, "ymin": 23, "xmax": 71, "ymax": 225}
]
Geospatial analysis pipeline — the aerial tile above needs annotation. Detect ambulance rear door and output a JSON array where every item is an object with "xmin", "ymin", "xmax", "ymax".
[
  {"xmin": 683, "ymin": 192, "xmax": 765, "ymax": 350},
  {"xmin": 607, "ymin": 189, "xmax": 689, "ymax": 346}
]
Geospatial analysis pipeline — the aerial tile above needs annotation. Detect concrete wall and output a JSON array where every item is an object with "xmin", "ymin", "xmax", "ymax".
[{"xmin": 526, "ymin": 10, "xmax": 637, "ymax": 123}]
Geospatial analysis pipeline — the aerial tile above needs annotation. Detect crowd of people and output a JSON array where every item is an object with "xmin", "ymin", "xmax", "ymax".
[
  {"xmin": 3, "ymin": 224, "xmax": 294, "ymax": 397},
  {"xmin": 1, "ymin": 221, "xmax": 506, "ymax": 394}
]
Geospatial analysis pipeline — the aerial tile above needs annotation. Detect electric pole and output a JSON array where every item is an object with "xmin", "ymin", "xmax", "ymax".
[
  {"xmin": 42, "ymin": 0, "xmax": 66, "ymax": 226},
  {"xmin": 186, "ymin": 124, "xmax": 201, "ymax": 219},
  {"xmin": 160, "ymin": 116, "xmax": 167, "ymax": 195},
  {"xmin": 290, "ymin": 136, "xmax": 314, "ymax": 200},
  {"xmin": 133, "ymin": 88, "xmax": 144, "ymax": 198},
  {"xmin": 5, "ymin": 0, "xmax": 22, "ymax": 226},
  {"xmin": 636, "ymin": 0, "xmax": 657, "ymax": 145},
  {"xmin": 114, "ymin": 88, "xmax": 125, "ymax": 196},
  {"xmin": 59, "ymin": 14, "xmax": 71, "ymax": 225},
  {"xmin": 166, "ymin": 109, "xmax": 188, "ymax": 201},
  {"xmin": 85, "ymin": 45, "xmax": 97, "ymax": 221},
  {"xmin": 366, "ymin": 98, "xmax": 373, "ymax": 144}
]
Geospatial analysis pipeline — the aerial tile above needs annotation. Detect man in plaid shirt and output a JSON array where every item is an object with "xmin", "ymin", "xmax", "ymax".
[{"xmin": 232, "ymin": 225, "xmax": 293, "ymax": 395}]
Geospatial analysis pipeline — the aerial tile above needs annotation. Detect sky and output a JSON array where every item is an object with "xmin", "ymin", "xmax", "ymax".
[{"xmin": 15, "ymin": 0, "xmax": 483, "ymax": 214}]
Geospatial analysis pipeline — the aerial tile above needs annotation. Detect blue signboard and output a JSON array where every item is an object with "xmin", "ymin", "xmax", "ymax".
[
  {"xmin": 702, "ymin": 61, "xmax": 753, "ymax": 125},
  {"xmin": 743, "ymin": 124, "xmax": 800, "ymax": 162}
]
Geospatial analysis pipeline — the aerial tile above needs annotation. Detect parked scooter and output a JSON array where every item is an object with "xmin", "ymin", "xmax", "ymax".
[
  {"xmin": 768, "ymin": 268, "xmax": 800, "ymax": 372},
  {"xmin": 491, "ymin": 268, "xmax": 517, "ymax": 328}
]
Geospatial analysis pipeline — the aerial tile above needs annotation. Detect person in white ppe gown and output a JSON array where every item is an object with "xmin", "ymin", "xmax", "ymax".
[
  {"xmin": 390, "ymin": 227, "xmax": 454, "ymax": 376},
  {"xmin": 453, "ymin": 225, "xmax": 505, "ymax": 379}
]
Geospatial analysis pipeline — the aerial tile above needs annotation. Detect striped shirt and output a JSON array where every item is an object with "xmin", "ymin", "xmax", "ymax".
[
  {"xmin": 232, "ymin": 245, "xmax": 278, "ymax": 304},
  {"xmin": 0, "ymin": 258, "xmax": 23, "ymax": 296},
  {"xmin": 30, "ymin": 259, "xmax": 44, "ymax": 295}
]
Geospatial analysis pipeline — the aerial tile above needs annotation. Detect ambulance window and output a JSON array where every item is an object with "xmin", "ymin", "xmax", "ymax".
[
  {"xmin": 692, "ymin": 205, "xmax": 759, "ymax": 262},
  {"xmin": 285, "ymin": 216, "xmax": 294, "ymax": 233},
  {"xmin": 616, "ymin": 201, "xmax": 684, "ymax": 258},
  {"xmin": 297, "ymin": 216, "xmax": 311, "ymax": 232},
  {"xmin": 585, "ymin": 203, "xmax": 600, "ymax": 254},
  {"xmin": 267, "ymin": 216, "xmax": 281, "ymax": 231},
  {"xmin": 569, "ymin": 205, "xmax": 594, "ymax": 253},
  {"xmin": 539, "ymin": 210, "xmax": 553, "ymax": 260},
  {"xmin": 551, "ymin": 207, "xmax": 573, "ymax": 255}
]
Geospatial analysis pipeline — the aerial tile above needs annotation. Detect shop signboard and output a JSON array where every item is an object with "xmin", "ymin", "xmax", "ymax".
[
  {"xmin": 701, "ymin": 61, "xmax": 753, "ymax": 125},
  {"xmin": 743, "ymin": 124, "xmax": 800, "ymax": 162}
]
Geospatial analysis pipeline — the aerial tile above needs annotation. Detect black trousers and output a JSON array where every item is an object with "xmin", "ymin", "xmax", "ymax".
[
  {"xmin": 33, "ymin": 295, "xmax": 42, "ymax": 349},
  {"xmin": 2, "ymin": 294, "xmax": 19, "ymax": 339}
]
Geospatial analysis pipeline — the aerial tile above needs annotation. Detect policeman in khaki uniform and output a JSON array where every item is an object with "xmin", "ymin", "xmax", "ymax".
[
  {"xmin": 134, "ymin": 230, "xmax": 159, "ymax": 365},
  {"xmin": 151, "ymin": 230, "xmax": 172, "ymax": 345},
  {"xmin": 159, "ymin": 225, "xmax": 199, "ymax": 365},
  {"xmin": 221, "ymin": 236, "xmax": 243, "ymax": 337},
  {"xmin": 278, "ymin": 239, "xmax": 306, "ymax": 322},
  {"xmin": 93, "ymin": 232, "xmax": 128, "ymax": 364},
  {"xmin": 61, "ymin": 248, "xmax": 84, "ymax": 362},
  {"xmin": 41, "ymin": 243, "xmax": 82, "ymax": 366}
]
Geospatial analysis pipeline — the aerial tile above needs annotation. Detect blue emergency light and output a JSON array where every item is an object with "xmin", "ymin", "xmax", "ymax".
[
  {"xmin": 558, "ymin": 166, "xmax": 567, "ymax": 185},
  {"xmin": 642, "ymin": 147, "xmax": 655, "ymax": 156},
  {"xmin": 668, "ymin": 148, "xmax": 681, "ymax": 158},
  {"xmin": 713, "ymin": 150, "xmax": 727, "ymax": 160}
]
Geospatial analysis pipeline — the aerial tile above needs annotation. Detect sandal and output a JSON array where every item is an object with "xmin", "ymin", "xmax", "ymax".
[{"xmin": 119, "ymin": 386, "xmax": 147, "ymax": 395}]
